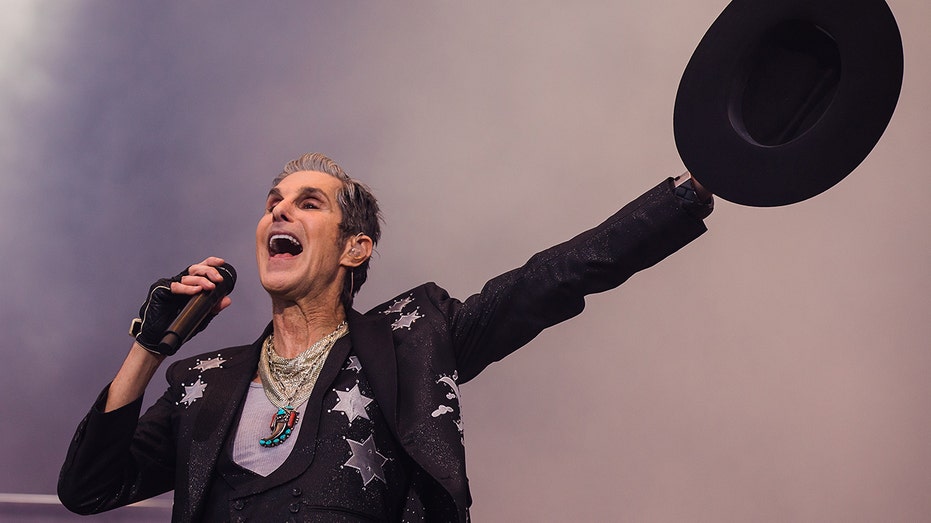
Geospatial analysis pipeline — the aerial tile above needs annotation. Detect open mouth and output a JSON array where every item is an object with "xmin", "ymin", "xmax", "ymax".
[{"xmin": 268, "ymin": 234, "xmax": 303, "ymax": 257}]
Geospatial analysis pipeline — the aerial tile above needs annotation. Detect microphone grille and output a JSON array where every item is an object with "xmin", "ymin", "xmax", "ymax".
[{"xmin": 216, "ymin": 262, "xmax": 237, "ymax": 294}]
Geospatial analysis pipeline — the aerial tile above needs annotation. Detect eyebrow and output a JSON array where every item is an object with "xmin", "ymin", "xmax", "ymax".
[{"xmin": 266, "ymin": 186, "xmax": 331, "ymax": 204}]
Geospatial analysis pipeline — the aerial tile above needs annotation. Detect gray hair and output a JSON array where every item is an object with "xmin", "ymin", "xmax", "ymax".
[{"xmin": 274, "ymin": 153, "xmax": 382, "ymax": 308}]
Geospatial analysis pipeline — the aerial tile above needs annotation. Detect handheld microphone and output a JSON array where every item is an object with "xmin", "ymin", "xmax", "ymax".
[{"xmin": 158, "ymin": 262, "xmax": 237, "ymax": 355}]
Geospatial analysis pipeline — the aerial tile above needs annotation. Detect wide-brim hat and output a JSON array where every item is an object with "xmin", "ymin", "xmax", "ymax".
[{"xmin": 674, "ymin": 0, "xmax": 903, "ymax": 207}]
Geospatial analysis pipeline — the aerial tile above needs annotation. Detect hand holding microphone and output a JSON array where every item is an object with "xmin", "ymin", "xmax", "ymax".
[{"xmin": 130, "ymin": 258, "xmax": 236, "ymax": 356}]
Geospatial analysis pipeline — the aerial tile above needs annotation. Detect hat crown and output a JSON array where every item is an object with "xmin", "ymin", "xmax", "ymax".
[{"xmin": 735, "ymin": 20, "xmax": 842, "ymax": 147}]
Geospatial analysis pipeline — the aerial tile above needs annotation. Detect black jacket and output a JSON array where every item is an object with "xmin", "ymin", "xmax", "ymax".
[{"xmin": 59, "ymin": 180, "xmax": 709, "ymax": 521}]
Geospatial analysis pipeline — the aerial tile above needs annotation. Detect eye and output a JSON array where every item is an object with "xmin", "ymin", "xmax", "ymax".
[
  {"xmin": 265, "ymin": 199, "xmax": 280, "ymax": 213},
  {"xmin": 300, "ymin": 199, "xmax": 319, "ymax": 210}
]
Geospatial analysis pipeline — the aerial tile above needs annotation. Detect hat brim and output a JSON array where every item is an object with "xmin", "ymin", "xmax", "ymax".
[{"xmin": 674, "ymin": 0, "xmax": 903, "ymax": 207}]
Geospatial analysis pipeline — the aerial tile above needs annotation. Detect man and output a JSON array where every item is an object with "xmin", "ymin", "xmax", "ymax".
[{"xmin": 59, "ymin": 153, "xmax": 712, "ymax": 521}]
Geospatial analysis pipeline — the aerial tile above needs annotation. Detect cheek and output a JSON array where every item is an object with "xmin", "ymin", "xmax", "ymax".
[{"xmin": 255, "ymin": 217, "xmax": 269, "ymax": 249}]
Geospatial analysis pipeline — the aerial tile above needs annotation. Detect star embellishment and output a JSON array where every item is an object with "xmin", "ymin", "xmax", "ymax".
[
  {"xmin": 179, "ymin": 377, "xmax": 207, "ymax": 406},
  {"xmin": 345, "ymin": 355, "xmax": 363, "ymax": 372},
  {"xmin": 382, "ymin": 296, "xmax": 413, "ymax": 315},
  {"xmin": 331, "ymin": 383, "xmax": 373, "ymax": 424},
  {"xmin": 343, "ymin": 435, "xmax": 389, "ymax": 486},
  {"xmin": 190, "ymin": 355, "xmax": 226, "ymax": 372},
  {"xmin": 391, "ymin": 308, "xmax": 423, "ymax": 331}
]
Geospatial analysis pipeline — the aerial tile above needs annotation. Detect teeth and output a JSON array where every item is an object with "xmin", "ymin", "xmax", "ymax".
[
  {"xmin": 269, "ymin": 234, "xmax": 300, "ymax": 248},
  {"xmin": 269, "ymin": 234, "xmax": 303, "ymax": 255}
]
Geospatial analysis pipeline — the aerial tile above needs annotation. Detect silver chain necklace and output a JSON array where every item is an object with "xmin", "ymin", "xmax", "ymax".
[{"xmin": 257, "ymin": 321, "xmax": 348, "ymax": 447}]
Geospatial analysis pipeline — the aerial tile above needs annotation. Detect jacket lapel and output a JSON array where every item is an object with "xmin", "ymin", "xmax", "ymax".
[
  {"xmin": 185, "ymin": 331, "xmax": 264, "ymax": 519},
  {"xmin": 347, "ymin": 309, "xmax": 399, "ymax": 440}
]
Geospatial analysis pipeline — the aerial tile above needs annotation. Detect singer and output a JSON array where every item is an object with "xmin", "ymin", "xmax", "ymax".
[{"xmin": 58, "ymin": 153, "xmax": 712, "ymax": 521}]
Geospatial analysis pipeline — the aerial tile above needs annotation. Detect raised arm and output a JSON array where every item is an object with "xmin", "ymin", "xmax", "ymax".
[
  {"xmin": 446, "ymin": 178, "xmax": 712, "ymax": 383},
  {"xmin": 106, "ymin": 257, "xmax": 232, "ymax": 411},
  {"xmin": 58, "ymin": 257, "xmax": 232, "ymax": 514}
]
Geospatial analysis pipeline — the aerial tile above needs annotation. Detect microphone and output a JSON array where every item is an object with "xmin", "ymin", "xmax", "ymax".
[{"xmin": 158, "ymin": 262, "xmax": 237, "ymax": 355}]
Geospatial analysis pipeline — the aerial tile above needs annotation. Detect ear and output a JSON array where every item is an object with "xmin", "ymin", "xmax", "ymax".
[{"xmin": 340, "ymin": 233, "xmax": 373, "ymax": 268}]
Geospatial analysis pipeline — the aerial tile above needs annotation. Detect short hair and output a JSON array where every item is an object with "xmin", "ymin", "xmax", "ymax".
[{"xmin": 274, "ymin": 153, "xmax": 382, "ymax": 308}]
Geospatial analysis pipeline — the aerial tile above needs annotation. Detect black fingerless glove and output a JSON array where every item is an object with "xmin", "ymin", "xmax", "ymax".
[{"xmin": 128, "ymin": 269, "xmax": 217, "ymax": 356}]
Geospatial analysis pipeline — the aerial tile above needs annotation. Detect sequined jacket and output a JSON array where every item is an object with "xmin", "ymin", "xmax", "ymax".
[{"xmin": 58, "ymin": 180, "xmax": 710, "ymax": 522}]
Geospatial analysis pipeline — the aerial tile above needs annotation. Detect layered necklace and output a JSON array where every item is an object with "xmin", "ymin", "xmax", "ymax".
[{"xmin": 257, "ymin": 321, "xmax": 348, "ymax": 448}]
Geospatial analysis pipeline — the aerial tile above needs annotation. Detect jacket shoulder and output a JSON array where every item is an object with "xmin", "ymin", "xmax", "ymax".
[
  {"xmin": 164, "ymin": 341, "xmax": 259, "ymax": 384},
  {"xmin": 363, "ymin": 282, "xmax": 450, "ymax": 318}
]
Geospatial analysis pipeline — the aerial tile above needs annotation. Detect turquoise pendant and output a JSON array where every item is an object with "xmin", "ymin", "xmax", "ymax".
[{"xmin": 259, "ymin": 406, "xmax": 299, "ymax": 448}]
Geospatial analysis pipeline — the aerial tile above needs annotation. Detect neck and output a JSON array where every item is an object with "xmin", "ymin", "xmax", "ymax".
[{"xmin": 270, "ymin": 297, "xmax": 346, "ymax": 359}]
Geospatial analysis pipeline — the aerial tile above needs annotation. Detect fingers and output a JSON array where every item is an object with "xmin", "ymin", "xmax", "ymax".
[
  {"xmin": 690, "ymin": 176, "xmax": 713, "ymax": 201},
  {"xmin": 213, "ymin": 295, "xmax": 233, "ymax": 314},
  {"xmin": 170, "ymin": 257, "xmax": 229, "ymax": 296},
  {"xmin": 188, "ymin": 256, "xmax": 228, "ymax": 284}
]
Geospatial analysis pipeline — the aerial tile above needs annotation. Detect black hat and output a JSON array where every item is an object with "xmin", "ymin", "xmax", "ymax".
[{"xmin": 674, "ymin": 0, "xmax": 903, "ymax": 207}]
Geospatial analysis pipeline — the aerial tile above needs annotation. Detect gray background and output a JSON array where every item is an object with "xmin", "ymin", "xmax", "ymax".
[{"xmin": 2, "ymin": 1, "xmax": 929, "ymax": 521}]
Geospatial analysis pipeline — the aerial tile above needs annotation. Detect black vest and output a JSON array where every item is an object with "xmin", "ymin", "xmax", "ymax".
[{"xmin": 202, "ymin": 337, "xmax": 411, "ymax": 521}]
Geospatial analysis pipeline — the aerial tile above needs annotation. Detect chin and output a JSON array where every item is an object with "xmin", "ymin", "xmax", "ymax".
[{"xmin": 259, "ymin": 271, "xmax": 295, "ymax": 296}]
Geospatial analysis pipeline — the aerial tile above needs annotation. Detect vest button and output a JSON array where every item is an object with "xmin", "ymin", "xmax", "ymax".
[
  {"xmin": 232, "ymin": 499, "xmax": 245, "ymax": 511},
  {"xmin": 289, "ymin": 502, "xmax": 301, "ymax": 513},
  {"xmin": 291, "ymin": 487, "xmax": 302, "ymax": 497}
]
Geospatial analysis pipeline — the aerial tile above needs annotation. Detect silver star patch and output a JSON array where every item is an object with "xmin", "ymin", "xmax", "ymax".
[
  {"xmin": 345, "ymin": 355, "xmax": 363, "ymax": 372},
  {"xmin": 190, "ymin": 355, "xmax": 225, "ymax": 372},
  {"xmin": 391, "ymin": 308, "xmax": 423, "ymax": 331},
  {"xmin": 343, "ymin": 435, "xmax": 388, "ymax": 486},
  {"xmin": 382, "ymin": 296, "xmax": 413, "ymax": 315},
  {"xmin": 179, "ymin": 377, "xmax": 207, "ymax": 406},
  {"xmin": 331, "ymin": 383, "xmax": 373, "ymax": 424}
]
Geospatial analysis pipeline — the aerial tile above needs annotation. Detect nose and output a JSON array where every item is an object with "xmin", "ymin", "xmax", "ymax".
[{"xmin": 272, "ymin": 200, "xmax": 292, "ymax": 222}]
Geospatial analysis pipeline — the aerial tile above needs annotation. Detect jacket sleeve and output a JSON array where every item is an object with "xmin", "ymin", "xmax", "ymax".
[
  {"xmin": 445, "ymin": 179, "xmax": 710, "ymax": 383},
  {"xmin": 57, "ymin": 366, "xmax": 182, "ymax": 515}
]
